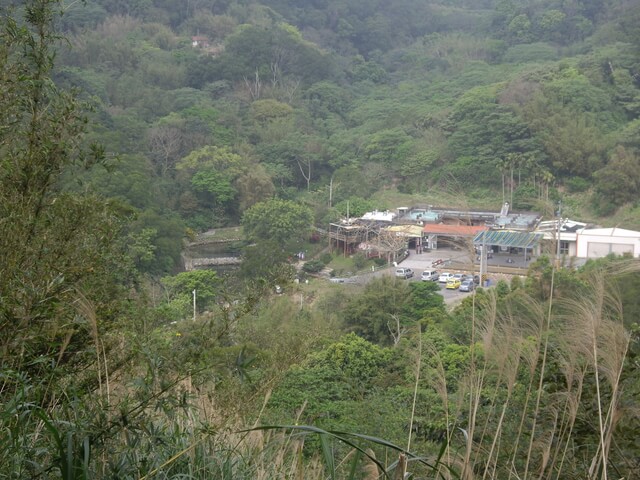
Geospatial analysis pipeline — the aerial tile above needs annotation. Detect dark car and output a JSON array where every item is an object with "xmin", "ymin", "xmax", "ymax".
[{"xmin": 459, "ymin": 280, "xmax": 475, "ymax": 292}]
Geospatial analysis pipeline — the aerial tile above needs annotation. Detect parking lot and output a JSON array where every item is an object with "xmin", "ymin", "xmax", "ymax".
[
  {"xmin": 327, "ymin": 246, "xmax": 527, "ymax": 305},
  {"xmin": 386, "ymin": 248, "xmax": 478, "ymax": 303}
]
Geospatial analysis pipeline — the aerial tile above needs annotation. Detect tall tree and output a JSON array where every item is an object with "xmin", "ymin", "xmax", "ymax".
[
  {"xmin": 242, "ymin": 198, "xmax": 313, "ymax": 247},
  {"xmin": 0, "ymin": 0, "xmax": 131, "ymax": 371},
  {"xmin": 594, "ymin": 145, "xmax": 640, "ymax": 207}
]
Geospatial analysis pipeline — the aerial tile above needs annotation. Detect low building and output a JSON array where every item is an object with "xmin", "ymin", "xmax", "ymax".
[
  {"xmin": 535, "ymin": 219, "xmax": 590, "ymax": 257},
  {"xmin": 385, "ymin": 224, "xmax": 426, "ymax": 253},
  {"xmin": 423, "ymin": 224, "xmax": 488, "ymax": 250},
  {"xmin": 191, "ymin": 36, "xmax": 210, "ymax": 48},
  {"xmin": 576, "ymin": 227, "xmax": 640, "ymax": 258}
]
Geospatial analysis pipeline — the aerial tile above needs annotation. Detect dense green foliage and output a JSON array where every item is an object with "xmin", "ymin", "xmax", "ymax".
[
  {"xmin": 23, "ymin": 0, "xmax": 638, "ymax": 273},
  {"xmin": 2, "ymin": 1, "xmax": 640, "ymax": 479}
]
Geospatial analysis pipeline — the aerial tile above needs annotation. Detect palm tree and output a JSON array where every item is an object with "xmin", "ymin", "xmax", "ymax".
[
  {"xmin": 496, "ymin": 157, "xmax": 511, "ymax": 204},
  {"xmin": 504, "ymin": 152, "xmax": 521, "ymax": 205},
  {"xmin": 540, "ymin": 169, "xmax": 554, "ymax": 202}
]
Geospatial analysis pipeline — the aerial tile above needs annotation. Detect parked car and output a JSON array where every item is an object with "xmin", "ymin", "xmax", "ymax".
[
  {"xmin": 452, "ymin": 273, "xmax": 466, "ymax": 281},
  {"xmin": 459, "ymin": 280, "xmax": 475, "ymax": 292},
  {"xmin": 395, "ymin": 267, "xmax": 414, "ymax": 279},
  {"xmin": 438, "ymin": 272, "xmax": 454, "ymax": 283},
  {"xmin": 446, "ymin": 278, "xmax": 461, "ymax": 289},
  {"xmin": 421, "ymin": 269, "xmax": 439, "ymax": 281}
]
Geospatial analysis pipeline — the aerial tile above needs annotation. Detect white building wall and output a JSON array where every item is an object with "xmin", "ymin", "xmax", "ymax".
[{"xmin": 576, "ymin": 228, "xmax": 640, "ymax": 258}]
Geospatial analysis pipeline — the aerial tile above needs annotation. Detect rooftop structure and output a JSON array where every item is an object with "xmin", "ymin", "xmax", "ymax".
[
  {"xmin": 493, "ymin": 212, "xmax": 541, "ymax": 230},
  {"xmin": 399, "ymin": 207, "xmax": 440, "ymax": 223},
  {"xmin": 361, "ymin": 210, "xmax": 396, "ymax": 222},
  {"xmin": 423, "ymin": 224, "xmax": 488, "ymax": 236},
  {"xmin": 395, "ymin": 204, "xmax": 541, "ymax": 229}
]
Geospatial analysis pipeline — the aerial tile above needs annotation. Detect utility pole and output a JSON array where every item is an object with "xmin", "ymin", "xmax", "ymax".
[
  {"xmin": 479, "ymin": 231, "xmax": 487, "ymax": 286},
  {"xmin": 556, "ymin": 199, "xmax": 562, "ymax": 267},
  {"xmin": 329, "ymin": 175, "xmax": 333, "ymax": 208},
  {"xmin": 193, "ymin": 289, "xmax": 196, "ymax": 321}
]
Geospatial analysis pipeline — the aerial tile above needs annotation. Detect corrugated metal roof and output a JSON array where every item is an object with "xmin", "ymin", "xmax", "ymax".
[
  {"xmin": 423, "ymin": 224, "xmax": 488, "ymax": 236},
  {"xmin": 473, "ymin": 230, "xmax": 543, "ymax": 249},
  {"xmin": 386, "ymin": 225, "xmax": 425, "ymax": 237},
  {"xmin": 579, "ymin": 227, "xmax": 640, "ymax": 238}
]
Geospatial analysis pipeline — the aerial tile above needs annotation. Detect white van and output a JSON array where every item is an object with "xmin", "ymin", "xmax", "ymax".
[{"xmin": 421, "ymin": 270, "xmax": 439, "ymax": 281}]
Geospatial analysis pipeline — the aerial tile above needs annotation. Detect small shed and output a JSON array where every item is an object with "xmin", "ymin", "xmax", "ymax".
[
  {"xmin": 385, "ymin": 224, "xmax": 427, "ymax": 253},
  {"xmin": 191, "ymin": 36, "xmax": 210, "ymax": 48}
]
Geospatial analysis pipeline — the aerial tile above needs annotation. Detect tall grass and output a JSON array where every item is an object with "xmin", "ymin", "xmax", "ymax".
[
  {"xmin": 422, "ymin": 260, "xmax": 636, "ymax": 479},
  {"xmin": 2, "ymin": 256, "xmax": 636, "ymax": 479}
]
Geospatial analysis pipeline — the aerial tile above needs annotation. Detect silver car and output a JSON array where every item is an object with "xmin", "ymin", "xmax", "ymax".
[
  {"xmin": 459, "ymin": 280, "xmax": 475, "ymax": 292},
  {"xmin": 395, "ymin": 267, "xmax": 414, "ymax": 279},
  {"xmin": 421, "ymin": 270, "xmax": 439, "ymax": 281}
]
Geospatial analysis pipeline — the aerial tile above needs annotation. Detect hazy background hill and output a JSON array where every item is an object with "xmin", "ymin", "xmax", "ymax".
[{"xmin": 49, "ymin": 0, "xmax": 640, "ymax": 273}]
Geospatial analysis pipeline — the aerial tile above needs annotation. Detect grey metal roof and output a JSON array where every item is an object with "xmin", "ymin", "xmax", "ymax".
[{"xmin": 473, "ymin": 230, "xmax": 543, "ymax": 249}]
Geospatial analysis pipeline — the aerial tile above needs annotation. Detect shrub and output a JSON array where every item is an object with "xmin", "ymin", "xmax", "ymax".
[
  {"xmin": 352, "ymin": 253, "xmax": 367, "ymax": 270},
  {"xmin": 565, "ymin": 176, "xmax": 590, "ymax": 193},
  {"xmin": 302, "ymin": 260, "xmax": 325, "ymax": 273},
  {"xmin": 320, "ymin": 252, "xmax": 333, "ymax": 264},
  {"xmin": 495, "ymin": 279, "xmax": 511, "ymax": 297}
]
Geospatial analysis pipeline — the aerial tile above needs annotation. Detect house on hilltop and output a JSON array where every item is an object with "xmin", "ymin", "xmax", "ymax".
[{"xmin": 191, "ymin": 36, "xmax": 210, "ymax": 48}]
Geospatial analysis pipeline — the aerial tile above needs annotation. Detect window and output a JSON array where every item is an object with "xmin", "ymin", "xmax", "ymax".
[{"xmin": 559, "ymin": 241, "xmax": 569, "ymax": 255}]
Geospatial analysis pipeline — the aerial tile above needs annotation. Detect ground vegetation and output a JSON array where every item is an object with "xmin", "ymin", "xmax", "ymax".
[{"xmin": 2, "ymin": 1, "xmax": 640, "ymax": 478}]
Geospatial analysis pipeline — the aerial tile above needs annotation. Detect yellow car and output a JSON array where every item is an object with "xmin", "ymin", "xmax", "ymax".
[{"xmin": 446, "ymin": 278, "xmax": 461, "ymax": 289}]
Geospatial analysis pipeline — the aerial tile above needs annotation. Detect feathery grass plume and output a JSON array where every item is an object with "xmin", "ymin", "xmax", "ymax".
[
  {"xmin": 466, "ymin": 288, "xmax": 509, "ymax": 476},
  {"xmin": 424, "ymin": 341, "xmax": 453, "ymax": 475},
  {"xmin": 473, "ymin": 290, "xmax": 539, "ymax": 477},
  {"xmin": 458, "ymin": 289, "xmax": 496, "ymax": 479},
  {"xmin": 362, "ymin": 448, "xmax": 380, "ymax": 479},
  {"xmin": 558, "ymin": 272, "xmax": 632, "ymax": 480},
  {"xmin": 546, "ymin": 389, "xmax": 582, "ymax": 479},
  {"xmin": 407, "ymin": 324, "xmax": 422, "ymax": 453},
  {"xmin": 480, "ymin": 307, "xmax": 524, "ymax": 479},
  {"xmin": 521, "ymin": 260, "xmax": 557, "ymax": 480},
  {"xmin": 74, "ymin": 290, "xmax": 104, "ymax": 396}
]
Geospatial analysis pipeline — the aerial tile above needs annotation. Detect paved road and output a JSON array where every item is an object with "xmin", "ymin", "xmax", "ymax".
[{"xmin": 330, "ymin": 248, "xmax": 481, "ymax": 305}]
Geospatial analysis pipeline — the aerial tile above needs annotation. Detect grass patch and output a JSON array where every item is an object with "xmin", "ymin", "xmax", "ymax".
[
  {"xmin": 198, "ymin": 226, "xmax": 244, "ymax": 241},
  {"xmin": 326, "ymin": 253, "xmax": 386, "ymax": 277},
  {"xmin": 327, "ymin": 254, "xmax": 355, "ymax": 275},
  {"xmin": 603, "ymin": 202, "xmax": 640, "ymax": 230},
  {"xmin": 370, "ymin": 186, "xmax": 506, "ymax": 212}
]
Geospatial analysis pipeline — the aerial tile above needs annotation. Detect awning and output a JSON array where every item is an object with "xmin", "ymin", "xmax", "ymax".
[{"xmin": 473, "ymin": 230, "xmax": 543, "ymax": 249}]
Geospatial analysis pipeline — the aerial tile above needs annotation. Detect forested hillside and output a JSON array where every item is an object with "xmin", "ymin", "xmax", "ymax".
[
  {"xmin": 1, "ymin": 1, "xmax": 639, "ymax": 478},
  {"xmin": 41, "ymin": 0, "xmax": 640, "ymax": 273}
]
